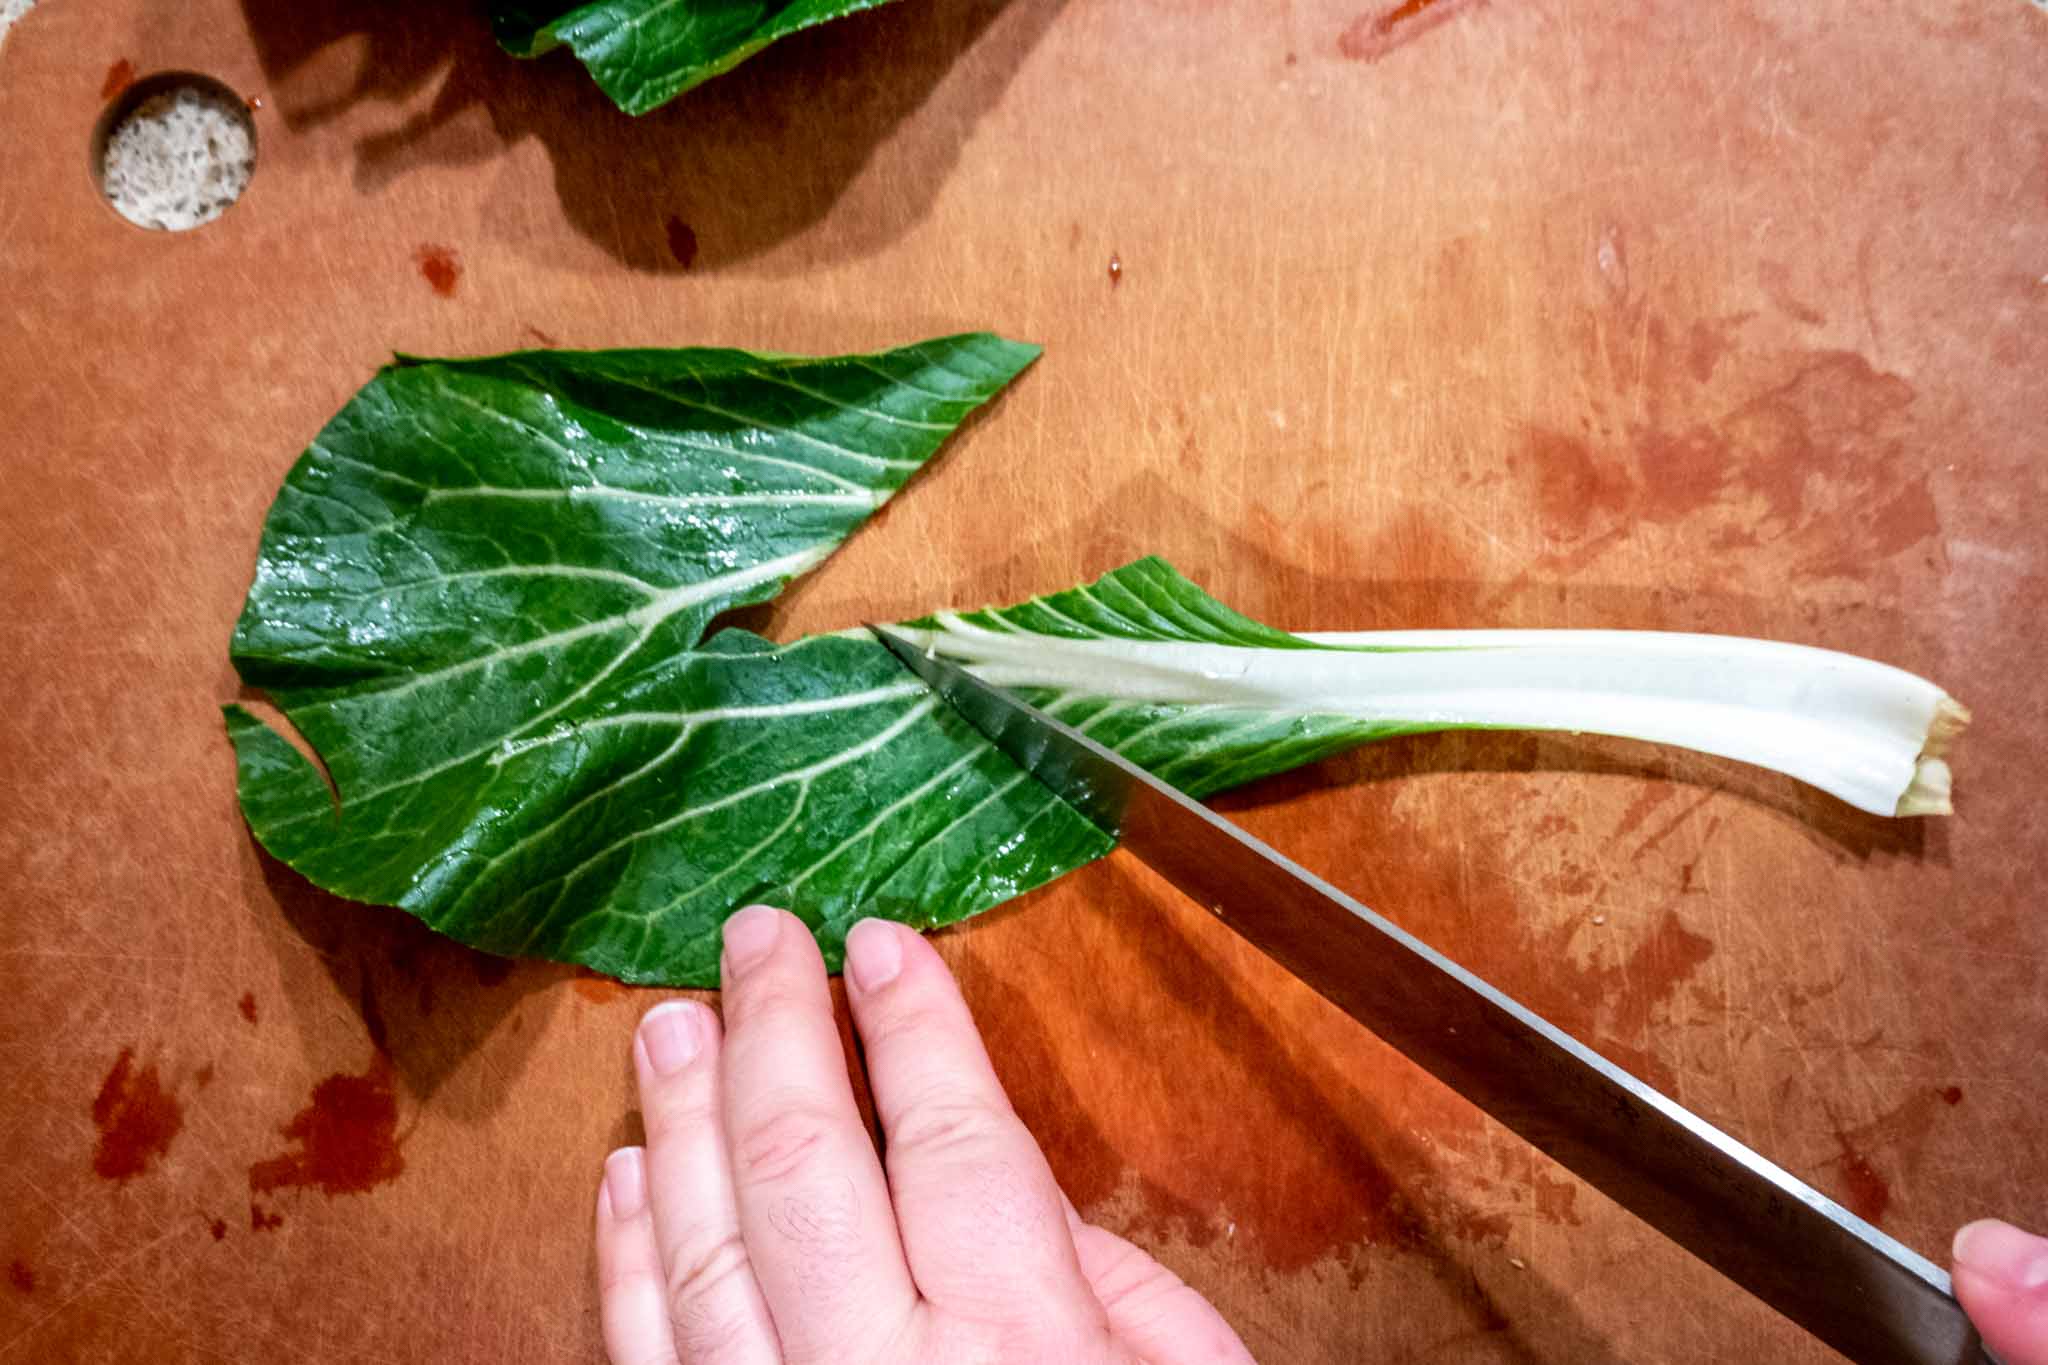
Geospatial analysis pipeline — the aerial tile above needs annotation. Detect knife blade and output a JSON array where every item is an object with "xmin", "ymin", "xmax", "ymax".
[{"xmin": 869, "ymin": 624, "xmax": 1990, "ymax": 1365}]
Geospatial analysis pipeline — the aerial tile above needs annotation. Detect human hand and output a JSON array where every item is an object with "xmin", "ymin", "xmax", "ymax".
[
  {"xmin": 1954, "ymin": 1219, "xmax": 2048, "ymax": 1364},
  {"xmin": 594, "ymin": 906, "xmax": 1255, "ymax": 1364}
]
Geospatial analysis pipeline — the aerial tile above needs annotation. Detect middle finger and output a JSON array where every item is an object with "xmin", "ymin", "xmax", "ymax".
[{"xmin": 718, "ymin": 905, "xmax": 920, "ymax": 1362}]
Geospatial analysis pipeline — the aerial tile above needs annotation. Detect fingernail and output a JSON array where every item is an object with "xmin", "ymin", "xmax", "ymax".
[
  {"xmin": 639, "ymin": 1000, "xmax": 704, "ymax": 1076},
  {"xmin": 845, "ymin": 918, "xmax": 903, "ymax": 994},
  {"xmin": 722, "ymin": 904, "xmax": 782, "ymax": 976},
  {"xmin": 1954, "ymin": 1219, "xmax": 2048, "ymax": 1291},
  {"xmin": 604, "ymin": 1147, "xmax": 647, "ymax": 1220}
]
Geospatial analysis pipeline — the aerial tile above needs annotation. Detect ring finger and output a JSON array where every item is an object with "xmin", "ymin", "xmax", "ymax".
[{"xmin": 635, "ymin": 998, "xmax": 782, "ymax": 1363}]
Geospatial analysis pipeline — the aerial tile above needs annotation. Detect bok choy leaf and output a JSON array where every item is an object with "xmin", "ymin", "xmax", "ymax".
[
  {"xmin": 490, "ymin": 0, "xmax": 905, "ymax": 115},
  {"xmin": 896, "ymin": 557, "xmax": 1967, "ymax": 821},
  {"xmin": 225, "ymin": 344, "xmax": 1964, "ymax": 987}
]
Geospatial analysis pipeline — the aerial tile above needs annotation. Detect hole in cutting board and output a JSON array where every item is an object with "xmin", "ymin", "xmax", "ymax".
[{"xmin": 91, "ymin": 71, "xmax": 256, "ymax": 231}]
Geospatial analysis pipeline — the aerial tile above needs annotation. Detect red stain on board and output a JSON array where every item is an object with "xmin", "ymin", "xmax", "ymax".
[
  {"xmin": 248, "ymin": 1057, "xmax": 404, "ymax": 1200},
  {"xmin": 1520, "ymin": 429, "xmax": 1632, "ymax": 544},
  {"xmin": 1686, "ymin": 317, "xmax": 1738, "ymax": 383},
  {"xmin": 472, "ymin": 955, "xmax": 514, "ymax": 987},
  {"xmin": 1759, "ymin": 260, "xmax": 1826, "ymax": 326},
  {"xmin": 237, "ymin": 991, "xmax": 258, "ymax": 1024},
  {"xmin": 205, "ymin": 1215, "xmax": 227, "ymax": 1241},
  {"xmin": 100, "ymin": 58, "xmax": 136, "ymax": 100},
  {"xmin": 194, "ymin": 1063, "xmax": 215, "ymax": 1088},
  {"xmin": 1630, "ymin": 426, "xmax": 1729, "ymax": 526},
  {"xmin": 522, "ymin": 324, "xmax": 559, "ymax": 348},
  {"xmin": 7, "ymin": 1260, "xmax": 32, "ymax": 1294},
  {"xmin": 1939, "ymin": 1085, "xmax": 1964, "ymax": 1106},
  {"xmin": 250, "ymin": 1202, "xmax": 283, "ymax": 1232},
  {"xmin": 1532, "ymin": 1172, "xmax": 1583, "ymax": 1226},
  {"xmin": 1518, "ymin": 347, "xmax": 1934, "ymax": 580},
  {"xmin": 1107, "ymin": 253, "xmax": 1123, "ymax": 287},
  {"xmin": 572, "ymin": 967, "xmax": 632, "ymax": 1005},
  {"xmin": 1731, "ymin": 353, "xmax": 1935, "ymax": 570},
  {"xmin": 1540, "ymin": 908, "xmax": 1716, "ymax": 1091},
  {"xmin": 413, "ymin": 245, "xmax": 461, "ymax": 299},
  {"xmin": 664, "ymin": 216, "xmax": 698, "ymax": 269},
  {"xmin": 1831, "ymin": 1132, "xmax": 1891, "ymax": 1224},
  {"xmin": 1337, "ymin": 0, "xmax": 1482, "ymax": 62},
  {"xmin": 245, "ymin": 93, "xmax": 265, "ymax": 111},
  {"xmin": 91, "ymin": 1048, "xmax": 184, "ymax": 1182},
  {"xmin": 1610, "ymin": 783, "xmax": 1678, "ymax": 842}
]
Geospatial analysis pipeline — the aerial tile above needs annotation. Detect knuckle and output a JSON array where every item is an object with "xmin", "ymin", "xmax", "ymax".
[
  {"xmin": 599, "ymin": 1259, "xmax": 663, "ymax": 1301},
  {"xmin": 664, "ymin": 1233, "xmax": 755, "ymax": 1347},
  {"xmin": 731, "ymin": 1099, "xmax": 842, "ymax": 1186},
  {"xmin": 888, "ymin": 1089, "xmax": 1013, "ymax": 1159},
  {"xmin": 614, "ymin": 1342, "xmax": 684, "ymax": 1365}
]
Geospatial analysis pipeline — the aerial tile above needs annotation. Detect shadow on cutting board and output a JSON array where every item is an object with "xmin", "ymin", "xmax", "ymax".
[
  {"xmin": 235, "ymin": 0, "xmax": 1064, "ymax": 275},
  {"xmin": 254, "ymin": 843, "xmax": 569, "ymax": 1120},
  {"xmin": 951, "ymin": 863, "xmax": 1630, "ymax": 1364}
]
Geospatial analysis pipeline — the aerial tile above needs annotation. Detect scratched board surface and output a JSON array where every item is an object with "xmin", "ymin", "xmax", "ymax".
[{"xmin": 2, "ymin": 2, "xmax": 2044, "ymax": 1361}]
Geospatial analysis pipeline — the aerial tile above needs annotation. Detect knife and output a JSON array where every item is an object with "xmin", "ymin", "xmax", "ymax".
[{"xmin": 869, "ymin": 625, "xmax": 1992, "ymax": 1365}]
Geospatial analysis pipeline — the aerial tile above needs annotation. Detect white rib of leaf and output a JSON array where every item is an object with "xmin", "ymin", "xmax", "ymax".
[
  {"xmin": 739, "ymin": 368, "xmax": 955, "ymax": 431},
  {"xmin": 634, "ymin": 437, "xmax": 876, "ymax": 495},
  {"xmin": 266, "ymin": 545, "xmax": 837, "ymax": 827},
  {"xmin": 965, "ymin": 778, "xmax": 1067, "ymax": 863},
  {"xmin": 867, "ymin": 769, "xmax": 1034, "ymax": 902},
  {"xmin": 649, "ymin": 790, "xmax": 811, "ymax": 922},
  {"xmin": 328, "ymin": 562, "xmax": 667, "ymax": 602},
  {"xmin": 427, "ymin": 375, "xmax": 586, "ymax": 467},
  {"xmin": 442, "ymin": 727, "xmax": 702, "ymax": 922},
  {"xmin": 600, "ymin": 371, "xmax": 925, "ymax": 470},
  {"xmin": 454, "ymin": 704, "xmax": 837, "ymax": 935},
  {"xmin": 598, "ymin": 0, "xmax": 692, "ymax": 46},
  {"xmin": 343, "ymin": 542, "xmax": 827, "ymax": 707},
  {"xmin": 1146, "ymin": 713, "xmax": 1295, "ymax": 784},
  {"xmin": 426, "ymin": 370, "xmax": 888, "ymax": 497},
  {"xmin": 545, "ymin": 698, "xmax": 939, "ymax": 908},
  {"xmin": 848, "ymin": 356, "xmax": 982, "ymax": 404},
  {"xmin": 489, "ymin": 680, "xmax": 927, "ymax": 764},
  {"xmin": 624, "ymin": 543, "xmax": 832, "ymax": 626},
  {"xmin": 420, "ymin": 484, "xmax": 885, "ymax": 511},
  {"xmin": 1027, "ymin": 597, "xmax": 1098, "ymax": 636},
  {"xmin": 784, "ymin": 749, "xmax": 986, "ymax": 892},
  {"xmin": 890, "ymin": 622, "xmax": 1957, "ymax": 818},
  {"xmin": 311, "ymin": 443, "xmax": 431, "ymax": 491}
]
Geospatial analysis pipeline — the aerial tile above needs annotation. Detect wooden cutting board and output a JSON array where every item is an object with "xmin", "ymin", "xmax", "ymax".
[{"xmin": 3, "ymin": 1, "xmax": 2043, "ymax": 1360}]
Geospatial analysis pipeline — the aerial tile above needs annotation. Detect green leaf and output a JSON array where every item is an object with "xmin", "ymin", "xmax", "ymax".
[
  {"xmin": 227, "ymin": 630, "xmax": 1112, "ymax": 985},
  {"xmin": 227, "ymin": 333, "xmax": 1060, "ymax": 980},
  {"xmin": 490, "ymin": 0, "xmax": 906, "ymax": 115},
  {"xmin": 232, "ymin": 549, "xmax": 1425, "ymax": 986},
  {"xmin": 230, "ymin": 340, "xmax": 1963, "ymax": 985}
]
